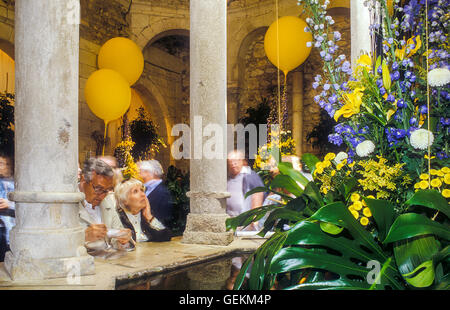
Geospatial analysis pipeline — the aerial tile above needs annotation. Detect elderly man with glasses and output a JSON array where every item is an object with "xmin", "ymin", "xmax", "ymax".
[{"xmin": 78, "ymin": 158, "xmax": 131, "ymax": 245}]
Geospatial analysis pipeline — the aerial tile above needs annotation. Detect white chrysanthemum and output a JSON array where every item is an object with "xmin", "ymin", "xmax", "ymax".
[
  {"xmin": 333, "ymin": 151, "xmax": 348, "ymax": 164},
  {"xmin": 410, "ymin": 129, "xmax": 434, "ymax": 150},
  {"xmin": 356, "ymin": 140, "xmax": 375, "ymax": 157},
  {"xmin": 428, "ymin": 68, "xmax": 450, "ymax": 87}
]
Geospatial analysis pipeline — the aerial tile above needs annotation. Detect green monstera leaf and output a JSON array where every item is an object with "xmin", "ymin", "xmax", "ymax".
[
  {"xmin": 278, "ymin": 162, "xmax": 310, "ymax": 188},
  {"xmin": 301, "ymin": 153, "xmax": 320, "ymax": 174},
  {"xmin": 363, "ymin": 198, "xmax": 396, "ymax": 242},
  {"xmin": 383, "ymin": 213, "xmax": 450, "ymax": 244},
  {"xmin": 405, "ymin": 189, "xmax": 450, "ymax": 218},
  {"xmin": 269, "ymin": 203, "xmax": 405, "ymax": 290},
  {"xmin": 393, "ymin": 235, "xmax": 440, "ymax": 288}
]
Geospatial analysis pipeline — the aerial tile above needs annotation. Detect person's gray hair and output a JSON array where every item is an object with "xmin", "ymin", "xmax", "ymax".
[
  {"xmin": 114, "ymin": 178, "xmax": 143, "ymax": 211},
  {"xmin": 82, "ymin": 157, "xmax": 114, "ymax": 183},
  {"xmin": 227, "ymin": 149, "xmax": 246, "ymax": 160},
  {"xmin": 138, "ymin": 160, "xmax": 164, "ymax": 178}
]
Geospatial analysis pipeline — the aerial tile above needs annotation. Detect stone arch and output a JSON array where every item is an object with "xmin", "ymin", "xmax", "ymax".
[
  {"xmin": 134, "ymin": 18, "xmax": 190, "ymax": 50},
  {"xmin": 329, "ymin": 0, "xmax": 350, "ymax": 9},
  {"xmin": 0, "ymin": 39, "xmax": 14, "ymax": 60},
  {"xmin": 0, "ymin": 39, "xmax": 15, "ymax": 93},
  {"xmin": 229, "ymin": 19, "xmax": 272, "ymax": 84},
  {"xmin": 134, "ymin": 78, "xmax": 173, "ymax": 169},
  {"xmin": 235, "ymin": 26, "xmax": 271, "ymax": 120},
  {"xmin": 138, "ymin": 29, "xmax": 190, "ymax": 171}
]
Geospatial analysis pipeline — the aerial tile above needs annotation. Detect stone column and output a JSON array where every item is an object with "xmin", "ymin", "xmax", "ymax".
[
  {"xmin": 4, "ymin": 0, "xmax": 94, "ymax": 280},
  {"xmin": 182, "ymin": 0, "xmax": 234, "ymax": 246},
  {"xmin": 292, "ymin": 71, "xmax": 304, "ymax": 158},
  {"xmin": 350, "ymin": 0, "xmax": 372, "ymax": 69}
]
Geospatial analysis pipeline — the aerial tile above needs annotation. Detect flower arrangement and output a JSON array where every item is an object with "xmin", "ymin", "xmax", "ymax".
[
  {"xmin": 226, "ymin": 0, "xmax": 450, "ymax": 291},
  {"xmin": 253, "ymin": 130, "xmax": 296, "ymax": 171},
  {"xmin": 301, "ymin": 0, "xmax": 449, "ymax": 196},
  {"xmin": 114, "ymin": 138, "xmax": 141, "ymax": 181}
]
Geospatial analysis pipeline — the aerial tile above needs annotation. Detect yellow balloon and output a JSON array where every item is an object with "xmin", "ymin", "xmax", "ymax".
[
  {"xmin": 264, "ymin": 16, "xmax": 313, "ymax": 75},
  {"xmin": 98, "ymin": 37, "xmax": 144, "ymax": 86},
  {"xmin": 84, "ymin": 69, "xmax": 131, "ymax": 122}
]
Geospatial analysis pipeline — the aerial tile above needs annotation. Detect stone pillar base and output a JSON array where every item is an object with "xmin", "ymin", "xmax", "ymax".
[
  {"xmin": 182, "ymin": 213, "xmax": 234, "ymax": 246},
  {"xmin": 4, "ymin": 249, "xmax": 95, "ymax": 281}
]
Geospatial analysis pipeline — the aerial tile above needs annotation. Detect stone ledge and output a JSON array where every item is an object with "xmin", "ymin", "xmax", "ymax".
[
  {"xmin": 0, "ymin": 236, "xmax": 264, "ymax": 289},
  {"xmin": 182, "ymin": 231, "xmax": 234, "ymax": 246}
]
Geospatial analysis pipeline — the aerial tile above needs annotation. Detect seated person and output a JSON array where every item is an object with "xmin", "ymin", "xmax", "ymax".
[
  {"xmin": 115, "ymin": 178, "xmax": 172, "ymax": 243},
  {"xmin": 137, "ymin": 160, "xmax": 173, "ymax": 228},
  {"xmin": 78, "ymin": 158, "xmax": 131, "ymax": 246},
  {"xmin": 0, "ymin": 153, "xmax": 15, "ymax": 262}
]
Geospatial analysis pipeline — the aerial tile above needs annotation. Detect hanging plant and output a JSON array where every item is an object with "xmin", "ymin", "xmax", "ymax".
[
  {"xmin": 128, "ymin": 107, "xmax": 166, "ymax": 160},
  {"xmin": 0, "ymin": 92, "xmax": 14, "ymax": 157}
]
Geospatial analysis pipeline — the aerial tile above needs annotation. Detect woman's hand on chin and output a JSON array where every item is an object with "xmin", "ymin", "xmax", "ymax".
[{"xmin": 142, "ymin": 199, "xmax": 153, "ymax": 222}]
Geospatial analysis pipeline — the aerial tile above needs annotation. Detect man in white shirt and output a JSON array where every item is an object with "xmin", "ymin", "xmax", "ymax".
[
  {"xmin": 79, "ymin": 158, "xmax": 131, "ymax": 245},
  {"xmin": 226, "ymin": 150, "xmax": 265, "ymax": 229}
]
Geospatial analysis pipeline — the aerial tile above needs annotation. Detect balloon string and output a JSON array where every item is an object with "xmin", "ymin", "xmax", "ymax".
[
  {"xmin": 283, "ymin": 73, "xmax": 287, "ymax": 130},
  {"xmin": 102, "ymin": 120, "xmax": 108, "ymax": 156},
  {"xmin": 276, "ymin": 0, "xmax": 281, "ymax": 129}
]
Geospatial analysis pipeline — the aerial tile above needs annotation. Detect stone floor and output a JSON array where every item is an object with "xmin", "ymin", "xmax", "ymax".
[{"xmin": 0, "ymin": 236, "xmax": 265, "ymax": 290}]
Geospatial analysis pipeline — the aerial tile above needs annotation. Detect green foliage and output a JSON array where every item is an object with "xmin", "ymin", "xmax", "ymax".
[
  {"xmin": 0, "ymin": 92, "xmax": 14, "ymax": 156},
  {"xmin": 129, "ymin": 107, "xmax": 166, "ymax": 160},
  {"xmin": 307, "ymin": 109, "xmax": 344, "ymax": 157},
  {"xmin": 165, "ymin": 165, "xmax": 190, "ymax": 236},
  {"xmin": 239, "ymin": 97, "xmax": 271, "ymax": 168}
]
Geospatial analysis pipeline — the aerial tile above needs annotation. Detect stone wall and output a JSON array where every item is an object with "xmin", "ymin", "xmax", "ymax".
[
  {"xmin": 78, "ymin": 0, "xmax": 132, "ymax": 162},
  {"xmin": 0, "ymin": 0, "xmax": 350, "ymax": 170},
  {"xmin": 80, "ymin": 0, "xmax": 130, "ymax": 46},
  {"xmin": 0, "ymin": 0, "xmax": 14, "ymax": 55},
  {"xmin": 236, "ymin": 9, "xmax": 350, "ymax": 156}
]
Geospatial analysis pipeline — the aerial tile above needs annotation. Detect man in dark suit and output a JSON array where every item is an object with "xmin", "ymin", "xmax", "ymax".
[{"xmin": 137, "ymin": 160, "xmax": 173, "ymax": 228}]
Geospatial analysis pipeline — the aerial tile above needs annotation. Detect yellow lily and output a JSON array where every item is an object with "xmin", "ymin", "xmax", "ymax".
[
  {"xmin": 387, "ymin": 108, "xmax": 397, "ymax": 121},
  {"xmin": 407, "ymin": 35, "xmax": 422, "ymax": 57},
  {"xmin": 334, "ymin": 88, "xmax": 365, "ymax": 121},
  {"xmin": 395, "ymin": 35, "xmax": 422, "ymax": 60},
  {"xmin": 357, "ymin": 54, "xmax": 372, "ymax": 68},
  {"xmin": 395, "ymin": 46, "xmax": 406, "ymax": 61},
  {"xmin": 382, "ymin": 60, "xmax": 392, "ymax": 90}
]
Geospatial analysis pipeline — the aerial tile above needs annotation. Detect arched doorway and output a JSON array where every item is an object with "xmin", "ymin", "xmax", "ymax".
[{"xmin": 0, "ymin": 40, "xmax": 15, "ymax": 93}]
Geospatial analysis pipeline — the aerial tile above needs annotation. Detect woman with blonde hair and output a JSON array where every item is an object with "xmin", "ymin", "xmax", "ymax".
[{"xmin": 115, "ymin": 178, "xmax": 171, "ymax": 243}]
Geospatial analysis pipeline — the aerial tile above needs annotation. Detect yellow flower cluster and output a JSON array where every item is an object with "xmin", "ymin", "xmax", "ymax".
[
  {"xmin": 414, "ymin": 166, "xmax": 450, "ymax": 198},
  {"xmin": 115, "ymin": 138, "xmax": 141, "ymax": 181},
  {"xmin": 254, "ymin": 130, "xmax": 296, "ymax": 170},
  {"xmin": 347, "ymin": 193, "xmax": 373, "ymax": 226},
  {"xmin": 357, "ymin": 156, "xmax": 409, "ymax": 200},
  {"xmin": 313, "ymin": 153, "xmax": 355, "ymax": 194}
]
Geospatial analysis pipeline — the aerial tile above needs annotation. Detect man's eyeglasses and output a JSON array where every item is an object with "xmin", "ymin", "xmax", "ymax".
[{"xmin": 91, "ymin": 185, "xmax": 113, "ymax": 195}]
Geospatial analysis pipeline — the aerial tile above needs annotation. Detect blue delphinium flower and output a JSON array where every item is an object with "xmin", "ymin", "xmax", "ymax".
[
  {"xmin": 387, "ymin": 94, "xmax": 396, "ymax": 103},
  {"xmin": 391, "ymin": 71, "xmax": 400, "ymax": 81},
  {"xmin": 437, "ymin": 151, "xmax": 449, "ymax": 160},
  {"xmin": 419, "ymin": 105, "xmax": 428, "ymax": 114},
  {"xmin": 397, "ymin": 98, "xmax": 406, "ymax": 108},
  {"xmin": 328, "ymin": 133, "xmax": 343, "ymax": 146}
]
